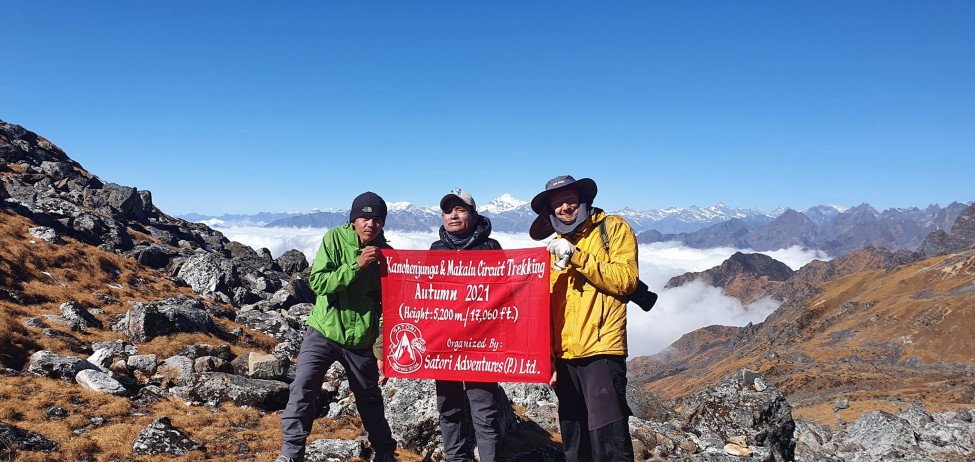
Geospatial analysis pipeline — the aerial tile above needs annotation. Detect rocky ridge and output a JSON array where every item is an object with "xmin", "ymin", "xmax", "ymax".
[
  {"xmin": 666, "ymin": 204, "xmax": 975, "ymax": 306},
  {"xmin": 665, "ymin": 252, "xmax": 795, "ymax": 305},
  {"xmin": 638, "ymin": 203, "xmax": 970, "ymax": 257}
]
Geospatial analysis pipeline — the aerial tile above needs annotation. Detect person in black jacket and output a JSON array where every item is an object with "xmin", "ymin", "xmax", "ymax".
[{"xmin": 430, "ymin": 188, "xmax": 502, "ymax": 462}]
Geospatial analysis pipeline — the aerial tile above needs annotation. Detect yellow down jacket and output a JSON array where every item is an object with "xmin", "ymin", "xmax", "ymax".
[{"xmin": 550, "ymin": 209, "xmax": 639, "ymax": 359}]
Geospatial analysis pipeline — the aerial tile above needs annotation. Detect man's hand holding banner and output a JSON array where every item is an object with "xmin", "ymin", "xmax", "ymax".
[{"xmin": 381, "ymin": 248, "xmax": 551, "ymax": 383}]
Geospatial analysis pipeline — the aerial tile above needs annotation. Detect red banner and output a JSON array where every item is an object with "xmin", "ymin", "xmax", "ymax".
[{"xmin": 381, "ymin": 248, "xmax": 551, "ymax": 383}]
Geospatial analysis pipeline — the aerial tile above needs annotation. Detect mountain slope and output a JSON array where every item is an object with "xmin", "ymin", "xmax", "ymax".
[{"xmin": 632, "ymin": 248, "xmax": 975, "ymax": 424}]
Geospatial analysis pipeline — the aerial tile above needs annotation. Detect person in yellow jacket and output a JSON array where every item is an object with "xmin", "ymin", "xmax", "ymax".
[{"xmin": 529, "ymin": 175, "xmax": 637, "ymax": 462}]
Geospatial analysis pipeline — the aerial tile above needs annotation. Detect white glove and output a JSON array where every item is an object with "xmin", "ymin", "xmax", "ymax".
[{"xmin": 547, "ymin": 238, "xmax": 575, "ymax": 270}]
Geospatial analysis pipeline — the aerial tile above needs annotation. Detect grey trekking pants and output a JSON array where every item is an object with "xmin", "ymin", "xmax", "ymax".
[
  {"xmin": 280, "ymin": 327, "xmax": 396, "ymax": 460},
  {"xmin": 436, "ymin": 379, "xmax": 501, "ymax": 462},
  {"xmin": 554, "ymin": 355, "xmax": 634, "ymax": 462}
]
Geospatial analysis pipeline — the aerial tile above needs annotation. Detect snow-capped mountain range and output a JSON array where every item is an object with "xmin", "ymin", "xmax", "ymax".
[{"xmin": 178, "ymin": 197, "xmax": 848, "ymax": 234}]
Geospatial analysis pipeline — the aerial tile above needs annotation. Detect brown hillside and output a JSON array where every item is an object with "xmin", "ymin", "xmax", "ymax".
[
  {"xmin": 0, "ymin": 210, "xmax": 422, "ymax": 462},
  {"xmin": 632, "ymin": 249, "xmax": 975, "ymax": 426}
]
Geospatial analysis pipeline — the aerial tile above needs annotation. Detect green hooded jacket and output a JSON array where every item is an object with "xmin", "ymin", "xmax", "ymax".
[{"xmin": 306, "ymin": 223, "xmax": 391, "ymax": 350}]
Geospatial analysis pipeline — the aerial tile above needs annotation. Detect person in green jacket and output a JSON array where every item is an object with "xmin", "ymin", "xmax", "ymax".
[{"xmin": 277, "ymin": 191, "xmax": 398, "ymax": 462}]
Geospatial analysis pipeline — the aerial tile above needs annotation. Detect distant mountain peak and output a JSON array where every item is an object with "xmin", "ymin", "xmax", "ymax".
[
  {"xmin": 480, "ymin": 194, "xmax": 527, "ymax": 214},
  {"xmin": 387, "ymin": 201, "xmax": 414, "ymax": 212}
]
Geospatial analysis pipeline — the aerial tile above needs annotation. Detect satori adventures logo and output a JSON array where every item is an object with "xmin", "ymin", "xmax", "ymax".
[{"xmin": 387, "ymin": 323, "xmax": 427, "ymax": 374}]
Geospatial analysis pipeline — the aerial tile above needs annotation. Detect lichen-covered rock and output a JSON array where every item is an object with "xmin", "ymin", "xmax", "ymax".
[
  {"xmin": 679, "ymin": 369, "xmax": 795, "ymax": 461},
  {"xmin": 305, "ymin": 437, "xmax": 369, "ymax": 462},
  {"xmin": 131, "ymin": 416, "xmax": 203, "ymax": 456},
  {"xmin": 0, "ymin": 421, "xmax": 60, "ymax": 459},
  {"xmin": 75, "ymin": 369, "xmax": 128, "ymax": 396},
  {"xmin": 120, "ymin": 295, "xmax": 218, "ymax": 342},
  {"xmin": 24, "ymin": 350, "xmax": 98, "ymax": 382},
  {"xmin": 191, "ymin": 372, "xmax": 289, "ymax": 410}
]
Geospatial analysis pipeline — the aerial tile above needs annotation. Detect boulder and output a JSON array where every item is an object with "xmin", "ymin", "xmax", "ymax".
[
  {"xmin": 0, "ymin": 421, "xmax": 59, "ymax": 458},
  {"xmin": 56, "ymin": 301, "xmax": 102, "ymax": 331},
  {"xmin": 28, "ymin": 226, "xmax": 62, "ymax": 244},
  {"xmin": 276, "ymin": 249, "xmax": 310, "ymax": 275},
  {"xmin": 175, "ymin": 252, "xmax": 238, "ymax": 303},
  {"xmin": 127, "ymin": 354, "xmax": 159, "ymax": 383},
  {"xmin": 679, "ymin": 369, "xmax": 795, "ymax": 461},
  {"xmin": 24, "ymin": 350, "xmax": 98, "ymax": 382},
  {"xmin": 75, "ymin": 369, "xmax": 128, "ymax": 396},
  {"xmin": 131, "ymin": 416, "xmax": 203, "ymax": 456},
  {"xmin": 191, "ymin": 372, "xmax": 289, "ymax": 411},
  {"xmin": 235, "ymin": 309, "xmax": 302, "ymax": 344},
  {"xmin": 305, "ymin": 437, "xmax": 369, "ymax": 462},
  {"xmin": 120, "ymin": 295, "xmax": 218, "ymax": 342},
  {"xmin": 246, "ymin": 352, "xmax": 288, "ymax": 380},
  {"xmin": 152, "ymin": 356, "xmax": 195, "ymax": 388}
]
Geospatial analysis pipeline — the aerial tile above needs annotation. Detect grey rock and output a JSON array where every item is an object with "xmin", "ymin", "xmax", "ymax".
[
  {"xmin": 152, "ymin": 356, "xmax": 195, "ymax": 388},
  {"xmin": 191, "ymin": 372, "xmax": 289, "ymax": 410},
  {"xmin": 285, "ymin": 275, "xmax": 317, "ymax": 304},
  {"xmin": 501, "ymin": 382, "xmax": 557, "ymax": 409},
  {"xmin": 131, "ymin": 416, "xmax": 203, "ymax": 456},
  {"xmin": 120, "ymin": 295, "xmax": 218, "ymax": 342},
  {"xmin": 28, "ymin": 226, "xmax": 62, "ymax": 244},
  {"xmin": 24, "ymin": 350, "xmax": 98, "ymax": 382},
  {"xmin": 128, "ymin": 243, "xmax": 177, "ymax": 269},
  {"xmin": 305, "ymin": 437, "xmax": 369, "ymax": 462},
  {"xmin": 75, "ymin": 369, "xmax": 129, "ymax": 396},
  {"xmin": 0, "ymin": 421, "xmax": 59, "ymax": 458},
  {"xmin": 39, "ymin": 160, "xmax": 75, "ymax": 179},
  {"xmin": 841, "ymin": 410, "xmax": 917, "ymax": 457},
  {"xmin": 236, "ymin": 309, "xmax": 302, "ymax": 344},
  {"xmin": 382, "ymin": 378, "xmax": 443, "ymax": 455},
  {"xmin": 193, "ymin": 356, "xmax": 230, "ymax": 374},
  {"xmin": 127, "ymin": 354, "xmax": 158, "ymax": 383},
  {"xmin": 44, "ymin": 406, "xmax": 68, "ymax": 420},
  {"xmin": 179, "ymin": 343, "xmax": 233, "ymax": 361},
  {"xmin": 285, "ymin": 302, "xmax": 315, "ymax": 326},
  {"xmin": 276, "ymin": 249, "xmax": 310, "ymax": 275},
  {"xmin": 680, "ymin": 369, "xmax": 795, "ymax": 461},
  {"xmin": 246, "ymin": 352, "xmax": 288, "ymax": 380},
  {"xmin": 91, "ymin": 339, "xmax": 138, "ymax": 356},
  {"xmin": 175, "ymin": 252, "xmax": 238, "ymax": 303},
  {"xmin": 57, "ymin": 301, "xmax": 102, "ymax": 331},
  {"xmin": 522, "ymin": 403, "xmax": 559, "ymax": 433},
  {"xmin": 87, "ymin": 348, "xmax": 118, "ymax": 371},
  {"xmin": 897, "ymin": 400, "xmax": 934, "ymax": 428}
]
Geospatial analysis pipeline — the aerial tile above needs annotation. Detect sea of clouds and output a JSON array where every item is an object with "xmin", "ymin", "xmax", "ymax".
[{"xmin": 215, "ymin": 226, "xmax": 829, "ymax": 358}]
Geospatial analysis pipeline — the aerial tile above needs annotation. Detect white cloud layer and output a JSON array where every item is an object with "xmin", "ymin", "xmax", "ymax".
[{"xmin": 215, "ymin": 226, "xmax": 829, "ymax": 358}]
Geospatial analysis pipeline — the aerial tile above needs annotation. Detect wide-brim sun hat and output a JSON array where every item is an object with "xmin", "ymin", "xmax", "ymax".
[{"xmin": 529, "ymin": 175, "xmax": 597, "ymax": 240}]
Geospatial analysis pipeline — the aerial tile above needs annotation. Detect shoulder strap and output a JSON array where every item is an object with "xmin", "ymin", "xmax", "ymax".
[{"xmin": 599, "ymin": 217, "xmax": 610, "ymax": 252}]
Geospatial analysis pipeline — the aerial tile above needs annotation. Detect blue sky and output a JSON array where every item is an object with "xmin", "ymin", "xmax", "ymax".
[{"xmin": 5, "ymin": 1, "xmax": 973, "ymax": 215}]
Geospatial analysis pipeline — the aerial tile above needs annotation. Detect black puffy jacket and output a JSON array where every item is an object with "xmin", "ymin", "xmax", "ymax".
[{"xmin": 430, "ymin": 215, "xmax": 502, "ymax": 251}]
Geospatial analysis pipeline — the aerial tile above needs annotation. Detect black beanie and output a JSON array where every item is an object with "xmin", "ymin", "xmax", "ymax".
[{"xmin": 349, "ymin": 191, "xmax": 388, "ymax": 223}]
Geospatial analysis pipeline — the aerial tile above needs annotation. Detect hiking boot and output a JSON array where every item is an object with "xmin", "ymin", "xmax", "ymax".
[
  {"xmin": 275, "ymin": 456, "xmax": 302, "ymax": 462},
  {"xmin": 374, "ymin": 452, "xmax": 399, "ymax": 462}
]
